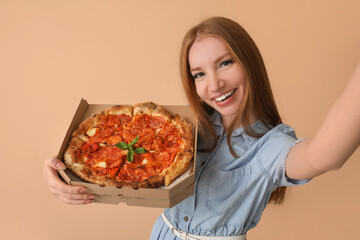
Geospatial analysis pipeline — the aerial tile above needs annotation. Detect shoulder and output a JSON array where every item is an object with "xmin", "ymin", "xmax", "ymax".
[
  {"xmin": 255, "ymin": 123, "xmax": 298, "ymax": 158},
  {"xmin": 238, "ymin": 121, "xmax": 296, "ymax": 149},
  {"xmin": 252, "ymin": 124, "xmax": 298, "ymax": 170},
  {"xmin": 254, "ymin": 124, "xmax": 306, "ymax": 185},
  {"xmin": 258, "ymin": 123, "xmax": 297, "ymax": 143}
]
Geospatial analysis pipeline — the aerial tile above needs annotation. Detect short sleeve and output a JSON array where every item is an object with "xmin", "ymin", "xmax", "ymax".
[{"xmin": 258, "ymin": 124, "xmax": 311, "ymax": 187}]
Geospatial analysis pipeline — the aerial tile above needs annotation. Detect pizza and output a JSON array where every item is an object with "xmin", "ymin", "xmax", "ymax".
[{"xmin": 64, "ymin": 102, "xmax": 193, "ymax": 188}]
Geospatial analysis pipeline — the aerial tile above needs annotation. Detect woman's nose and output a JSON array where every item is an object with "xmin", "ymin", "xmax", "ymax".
[{"xmin": 208, "ymin": 73, "xmax": 224, "ymax": 91}]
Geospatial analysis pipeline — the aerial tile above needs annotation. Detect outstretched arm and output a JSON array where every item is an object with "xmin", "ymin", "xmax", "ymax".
[{"xmin": 286, "ymin": 61, "xmax": 360, "ymax": 180}]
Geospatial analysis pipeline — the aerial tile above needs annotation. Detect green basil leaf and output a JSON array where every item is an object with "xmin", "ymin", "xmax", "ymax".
[
  {"xmin": 134, "ymin": 147, "xmax": 147, "ymax": 154},
  {"xmin": 127, "ymin": 148, "xmax": 134, "ymax": 162},
  {"xmin": 130, "ymin": 135, "xmax": 140, "ymax": 147},
  {"xmin": 115, "ymin": 142, "xmax": 129, "ymax": 150}
]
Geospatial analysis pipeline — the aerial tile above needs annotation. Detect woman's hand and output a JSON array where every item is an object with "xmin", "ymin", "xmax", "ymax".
[{"xmin": 43, "ymin": 157, "xmax": 95, "ymax": 205}]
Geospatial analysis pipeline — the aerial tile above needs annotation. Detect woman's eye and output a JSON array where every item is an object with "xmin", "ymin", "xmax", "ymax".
[
  {"xmin": 219, "ymin": 59, "xmax": 234, "ymax": 68},
  {"xmin": 193, "ymin": 72, "xmax": 205, "ymax": 79}
]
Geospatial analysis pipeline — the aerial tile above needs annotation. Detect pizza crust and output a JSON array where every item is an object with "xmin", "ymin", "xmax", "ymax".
[
  {"xmin": 172, "ymin": 115, "xmax": 193, "ymax": 145},
  {"xmin": 72, "ymin": 112, "xmax": 104, "ymax": 139},
  {"xmin": 133, "ymin": 102, "xmax": 157, "ymax": 116},
  {"xmin": 114, "ymin": 175, "xmax": 164, "ymax": 188},
  {"xmin": 164, "ymin": 150, "xmax": 193, "ymax": 186},
  {"xmin": 103, "ymin": 105, "xmax": 133, "ymax": 116},
  {"xmin": 153, "ymin": 104, "xmax": 175, "ymax": 122},
  {"xmin": 163, "ymin": 115, "xmax": 194, "ymax": 186}
]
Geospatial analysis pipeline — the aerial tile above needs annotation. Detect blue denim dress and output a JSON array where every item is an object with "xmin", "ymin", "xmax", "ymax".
[{"xmin": 151, "ymin": 112, "xmax": 309, "ymax": 239}]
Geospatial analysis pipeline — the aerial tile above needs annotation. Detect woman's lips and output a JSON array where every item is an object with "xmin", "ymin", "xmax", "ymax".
[{"xmin": 213, "ymin": 88, "xmax": 237, "ymax": 107}]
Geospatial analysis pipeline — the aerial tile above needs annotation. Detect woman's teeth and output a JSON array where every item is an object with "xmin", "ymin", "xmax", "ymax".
[{"xmin": 215, "ymin": 89, "xmax": 236, "ymax": 102}]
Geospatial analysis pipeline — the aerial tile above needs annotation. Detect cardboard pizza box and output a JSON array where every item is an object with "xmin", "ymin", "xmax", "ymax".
[{"xmin": 57, "ymin": 98, "xmax": 198, "ymax": 208}]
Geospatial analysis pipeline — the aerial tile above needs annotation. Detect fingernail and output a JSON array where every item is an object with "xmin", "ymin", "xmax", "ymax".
[
  {"xmin": 85, "ymin": 199, "xmax": 93, "ymax": 204},
  {"xmin": 79, "ymin": 188, "xmax": 87, "ymax": 194},
  {"xmin": 88, "ymin": 195, "xmax": 95, "ymax": 200},
  {"xmin": 56, "ymin": 162, "xmax": 66, "ymax": 170}
]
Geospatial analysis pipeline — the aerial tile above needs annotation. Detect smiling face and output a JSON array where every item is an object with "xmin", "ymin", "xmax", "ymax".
[{"xmin": 188, "ymin": 36, "xmax": 248, "ymax": 129}]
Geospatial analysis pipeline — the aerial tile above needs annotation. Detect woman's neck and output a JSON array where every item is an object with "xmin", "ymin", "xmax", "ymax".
[
  {"xmin": 221, "ymin": 112, "xmax": 258, "ymax": 132},
  {"xmin": 221, "ymin": 115, "xmax": 242, "ymax": 132}
]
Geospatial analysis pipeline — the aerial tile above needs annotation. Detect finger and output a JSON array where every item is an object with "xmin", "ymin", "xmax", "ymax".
[
  {"xmin": 46, "ymin": 156, "xmax": 66, "ymax": 170},
  {"xmin": 52, "ymin": 191, "xmax": 95, "ymax": 201},
  {"xmin": 57, "ymin": 195, "xmax": 94, "ymax": 205},
  {"xmin": 49, "ymin": 178, "xmax": 87, "ymax": 195},
  {"xmin": 43, "ymin": 160, "xmax": 64, "ymax": 184}
]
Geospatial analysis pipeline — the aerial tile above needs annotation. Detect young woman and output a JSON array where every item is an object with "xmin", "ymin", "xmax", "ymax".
[{"xmin": 43, "ymin": 17, "xmax": 360, "ymax": 239}]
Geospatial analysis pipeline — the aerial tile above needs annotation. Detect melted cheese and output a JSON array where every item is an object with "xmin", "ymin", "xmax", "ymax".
[
  {"xmin": 86, "ymin": 128, "xmax": 98, "ymax": 137},
  {"xmin": 80, "ymin": 135, "xmax": 88, "ymax": 141},
  {"xmin": 96, "ymin": 161, "xmax": 107, "ymax": 168}
]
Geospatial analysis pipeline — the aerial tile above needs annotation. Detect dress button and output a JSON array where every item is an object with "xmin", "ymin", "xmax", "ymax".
[
  {"xmin": 201, "ymin": 161, "xmax": 205, "ymax": 167},
  {"xmin": 184, "ymin": 216, "xmax": 189, "ymax": 222}
]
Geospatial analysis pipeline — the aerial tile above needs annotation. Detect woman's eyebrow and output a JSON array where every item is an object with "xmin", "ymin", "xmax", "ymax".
[
  {"xmin": 214, "ymin": 53, "xmax": 232, "ymax": 65},
  {"xmin": 190, "ymin": 66, "xmax": 201, "ymax": 72},
  {"xmin": 190, "ymin": 52, "xmax": 232, "ymax": 72}
]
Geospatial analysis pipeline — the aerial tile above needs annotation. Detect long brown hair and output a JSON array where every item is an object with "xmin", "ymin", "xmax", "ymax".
[{"xmin": 180, "ymin": 16, "xmax": 286, "ymax": 204}]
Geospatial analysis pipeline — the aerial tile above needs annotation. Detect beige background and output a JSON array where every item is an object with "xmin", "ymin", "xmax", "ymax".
[{"xmin": 1, "ymin": 0, "xmax": 359, "ymax": 239}]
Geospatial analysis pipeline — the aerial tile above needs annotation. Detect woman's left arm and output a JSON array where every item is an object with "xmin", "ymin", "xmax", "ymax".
[{"xmin": 286, "ymin": 61, "xmax": 360, "ymax": 180}]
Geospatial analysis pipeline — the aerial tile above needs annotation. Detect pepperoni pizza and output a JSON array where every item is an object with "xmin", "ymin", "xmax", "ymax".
[{"xmin": 64, "ymin": 102, "xmax": 193, "ymax": 188}]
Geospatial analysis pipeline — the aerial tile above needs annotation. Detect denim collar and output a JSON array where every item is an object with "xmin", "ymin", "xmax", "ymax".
[
  {"xmin": 210, "ymin": 110, "xmax": 272, "ymax": 147},
  {"xmin": 210, "ymin": 110, "xmax": 223, "ymax": 127}
]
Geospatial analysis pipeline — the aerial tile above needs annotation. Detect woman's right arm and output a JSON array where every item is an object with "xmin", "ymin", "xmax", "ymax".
[
  {"xmin": 286, "ymin": 61, "xmax": 360, "ymax": 180},
  {"xmin": 43, "ymin": 157, "xmax": 95, "ymax": 205}
]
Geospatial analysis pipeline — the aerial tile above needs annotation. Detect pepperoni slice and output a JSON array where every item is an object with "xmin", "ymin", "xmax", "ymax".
[
  {"xmin": 131, "ymin": 127, "xmax": 143, "ymax": 138},
  {"xmin": 102, "ymin": 115, "xmax": 120, "ymax": 127},
  {"xmin": 78, "ymin": 142, "xmax": 99, "ymax": 158},
  {"xmin": 118, "ymin": 115, "xmax": 132, "ymax": 125},
  {"xmin": 106, "ymin": 133, "xmax": 123, "ymax": 145},
  {"xmin": 148, "ymin": 116, "xmax": 165, "ymax": 129},
  {"xmin": 133, "ymin": 115, "xmax": 148, "ymax": 128},
  {"xmin": 120, "ymin": 129, "xmax": 132, "ymax": 142},
  {"xmin": 108, "ymin": 167, "xmax": 120, "ymax": 177},
  {"xmin": 117, "ymin": 163, "xmax": 157, "ymax": 181},
  {"xmin": 157, "ymin": 151, "xmax": 171, "ymax": 163},
  {"xmin": 99, "ymin": 126, "xmax": 115, "ymax": 138}
]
